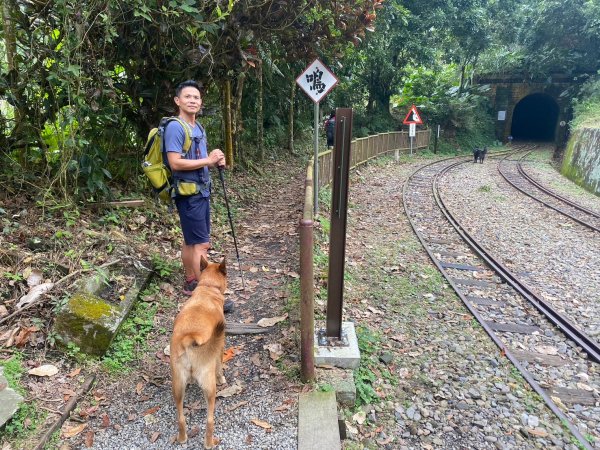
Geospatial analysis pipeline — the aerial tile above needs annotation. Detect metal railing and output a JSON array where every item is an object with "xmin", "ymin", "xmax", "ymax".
[
  {"xmin": 299, "ymin": 162, "xmax": 315, "ymax": 382},
  {"xmin": 298, "ymin": 128, "xmax": 431, "ymax": 381},
  {"xmin": 317, "ymin": 129, "xmax": 431, "ymax": 187}
]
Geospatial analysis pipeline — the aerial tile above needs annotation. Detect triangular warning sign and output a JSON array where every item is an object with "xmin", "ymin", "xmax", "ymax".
[{"xmin": 403, "ymin": 105, "xmax": 423, "ymax": 125}]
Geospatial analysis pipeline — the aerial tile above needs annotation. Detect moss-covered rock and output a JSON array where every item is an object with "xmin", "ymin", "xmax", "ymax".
[
  {"xmin": 53, "ymin": 262, "xmax": 152, "ymax": 356},
  {"xmin": 561, "ymin": 127, "xmax": 600, "ymax": 195}
]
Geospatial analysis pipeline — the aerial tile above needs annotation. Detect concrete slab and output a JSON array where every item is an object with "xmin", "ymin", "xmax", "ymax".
[
  {"xmin": 315, "ymin": 321, "xmax": 360, "ymax": 369},
  {"xmin": 316, "ymin": 367, "xmax": 356, "ymax": 407},
  {"xmin": 298, "ymin": 391, "xmax": 341, "ymax": 450},
  {"xmin": 0, "ymin": 367, "xmax": 24, "ymax": 428}
]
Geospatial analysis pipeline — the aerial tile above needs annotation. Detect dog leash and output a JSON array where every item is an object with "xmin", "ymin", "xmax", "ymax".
[{"xmin": 218, "ymin": 166, "xmax": 246, "ymax": 290}]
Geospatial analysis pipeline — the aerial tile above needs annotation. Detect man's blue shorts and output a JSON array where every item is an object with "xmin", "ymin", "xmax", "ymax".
[{"xmin": 175, "ymin": 194, "xmax": 210, "ymax": 245}]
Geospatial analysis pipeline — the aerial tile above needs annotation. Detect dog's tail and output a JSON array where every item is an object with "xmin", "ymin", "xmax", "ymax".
[{"xmin": 177, "ymin": 320, "xmax": 226, "ymax": 352}]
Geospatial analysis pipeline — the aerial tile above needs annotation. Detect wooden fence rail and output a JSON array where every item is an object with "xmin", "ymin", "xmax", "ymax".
[{"xmin": 317, "ymin": 129, "xmax": 431, "ymax": 188}]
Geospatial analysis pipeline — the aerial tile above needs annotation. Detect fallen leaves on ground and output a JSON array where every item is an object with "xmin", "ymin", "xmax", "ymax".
[
  {"xmin": 14, "ymin": 326, "xmax": 38, "ymax": 347},
  {"xmin": 257, "ymin": 313, "xmax": 288, "ymax": 328},
  {"xmin": 250, "ymin": 418, "xmax": 272, "ymax": 429},
  {"xmin": 25, "ymin": 268, "xmax": 43, "ymax": 287},
  {"xmin": 142, "ymin": 406, "xmax": 160, "ymax": 416},
  {"xmin": 222, "ymin": 346, "xmax": 239, "ymax": 363},
  {"xmin": 62, "ymin": 423, "xmax": 87, "ymax": 438},
  {"xmin": 264, "ymin": 343, "xmax": 284, "ymax": 361},
  {"xmin": 226, "ymin": 400, "xmax": 248, "ymax": 412},
  {"xmin": 217, "ymin": 381, "xmax": 244, "ymax": 398},
  {"xmin": 28, "ymin": 364, "xmax": 59, "ymax": 377},
  {"xmin": 16, "ymin": 282, "xmax": 54, "ymax": 309},
  {"xmin": 136, "ymin": 381, "xmax": 145, "ymax": 395},
  {"xmin": 84, "ymin": 430, "xmax": 94, "ymax": 448}
]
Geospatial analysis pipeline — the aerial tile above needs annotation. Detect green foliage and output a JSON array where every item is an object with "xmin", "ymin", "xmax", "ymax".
[
  {"xmin": 1, "ymin": 0, "xmax": 382, "ymax": 198},
  {"xmin": 354, "ymin": 326, "xmax": 381, "ymax": 406},
  {"xmin": 318, "ymin": 383, "xmax": 334, "ymax": 392},
  {"xmin": 571, "ymin": 75, "xmax": 600, "ymax": 129},
  {"xmin": 3, "ymin": 402, "xmax": 46, "ymax": 441},
  {"xmin": 284, "ymin": 278, "xmax": 300, "ymax": 314},
  {"xmin": 151, "ymin": 254, "xmax": 178, "ymax": 278},
  {"xmin": 1, "ymin": 352, "xmax": 25, "ymax": 394},
  {"xmin": 3, "ymin": 272, "xmax": 24, "ymax": 282},
  {"xmin": 102, "ymin": 298, "xmax": 157, "ymax": 373},
  {"xmin": 275, "ymin": 358, "xmax": 301, "ymax": 382},
  {"xmin": 0, "ymin": 353, "xmax": 46, "ymax": 441}
]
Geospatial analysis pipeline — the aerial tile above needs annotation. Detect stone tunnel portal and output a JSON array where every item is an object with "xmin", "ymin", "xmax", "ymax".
[{"xmin": 511, "ymin": 93, "xmax": 560, "ymax": 141}]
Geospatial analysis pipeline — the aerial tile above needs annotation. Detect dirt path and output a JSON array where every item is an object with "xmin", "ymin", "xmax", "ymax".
[{"xmin": 71, "ymin": 159, "xmax": 308, "ymax": 450}]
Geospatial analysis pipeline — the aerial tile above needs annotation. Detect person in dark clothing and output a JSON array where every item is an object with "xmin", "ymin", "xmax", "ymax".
[{"xmin": 325, "ymin": 112, "xmax": 336, "ymax": 148}]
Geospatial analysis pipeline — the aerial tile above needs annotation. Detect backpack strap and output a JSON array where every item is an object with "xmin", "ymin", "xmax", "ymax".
[
  {"xmin": 157, "ymin": 117, "xmax": 194, "ymax": 155},
  {"xmin": 168, "ymin": 117, "xmax": 193, "ymax": 155}
]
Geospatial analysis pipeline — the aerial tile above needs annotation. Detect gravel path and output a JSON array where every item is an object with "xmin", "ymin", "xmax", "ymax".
[{"xmin": 60, "ymin": 159, "xmax": 305, "ymax": 450}]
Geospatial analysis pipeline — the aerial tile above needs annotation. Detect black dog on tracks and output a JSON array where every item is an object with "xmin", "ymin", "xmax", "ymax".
[{"xmin": 473, "ymin": 147, "xmax": 488, "ymax": 163}]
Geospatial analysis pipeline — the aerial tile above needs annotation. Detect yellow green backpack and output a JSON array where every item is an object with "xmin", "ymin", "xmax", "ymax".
[{"xmin": 142, "ymin": 117, "xmax": 193, "ymax": 203}]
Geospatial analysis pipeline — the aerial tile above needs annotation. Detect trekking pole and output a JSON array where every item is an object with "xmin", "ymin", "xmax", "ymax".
[{"xmin": 218, "ymin": 166, "xmax": 246, "ymax": 290}]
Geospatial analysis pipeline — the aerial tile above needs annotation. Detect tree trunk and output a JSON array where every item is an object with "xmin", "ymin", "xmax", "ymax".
[
  {"xmin": 223, "ymin": 80, "xmax": 234, "ymax": 169},
  {"xmin": 288, "ymin": 79, "xmax": 296, "ymax": 154},
  {"xmin": 458, "ymin": 62, "xmax": 467, "ymax": 95},
  {"xmin": 257, "ymin": 60, "xmax": 264, "ymax": 160},
  {"xmin": 233, "ymin": 72, "xmax": 245, "ymax": 164},
  {"xmin": 1, "ymin": 0, "xmax": 25, "ymax": 157},
  {"xmin": 2, "ymin": 0, "xmax": 17, "ymax": 72}
]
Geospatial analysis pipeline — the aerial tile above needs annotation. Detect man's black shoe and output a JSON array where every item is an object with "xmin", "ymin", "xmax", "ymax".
[{"xmin": 224, "ymin": 299, "xmax": 234, "ymax": 314}]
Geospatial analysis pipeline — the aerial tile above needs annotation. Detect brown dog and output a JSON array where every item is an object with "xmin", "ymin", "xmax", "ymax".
[{"xmin": 170, "ymin": 256, "xmax": 227, "ymax": 448}]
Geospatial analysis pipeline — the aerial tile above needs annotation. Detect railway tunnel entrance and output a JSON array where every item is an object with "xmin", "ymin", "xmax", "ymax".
[{"xmin": 511, "ymin": 93, "xmax": 560, "ymax": 141}]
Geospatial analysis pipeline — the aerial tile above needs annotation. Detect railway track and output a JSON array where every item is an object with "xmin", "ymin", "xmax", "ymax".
[
  {"xmin": 499, "ymin": 151, "xmax": 600, "ymax": 232},
  {"xmin": 403, "ymin": 154, "xmax": 600, "ymax": 449}
]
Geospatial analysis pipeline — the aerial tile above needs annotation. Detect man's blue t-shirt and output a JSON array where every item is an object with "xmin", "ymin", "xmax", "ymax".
[{"xmin": 164, "ymin": 120, "xmax": 210, "ymax": 197}]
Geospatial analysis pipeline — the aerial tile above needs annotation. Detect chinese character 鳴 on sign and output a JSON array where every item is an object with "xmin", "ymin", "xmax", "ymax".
[
  {"xmin": 306, "ymin": 68, "xmax": 326, "ymax": 94},
  {"xmin": 296, "ymin": 59, "xmax": 338, "ymax": 104}
]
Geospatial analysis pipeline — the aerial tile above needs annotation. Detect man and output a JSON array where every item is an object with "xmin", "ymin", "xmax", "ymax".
[
  {"xmin": 325, "ymin": 111, "xmax": 336, "ymax": 149},
  {"xmin": 164, "ymin": 80, "xmax": 233, "ymax": 312}
]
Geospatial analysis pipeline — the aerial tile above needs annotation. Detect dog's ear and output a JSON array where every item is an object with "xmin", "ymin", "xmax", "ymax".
[
  {"xmin": 200, "ymin": 255, "xmax": 209, "ymax": 271},
  {"xmin": 219, "ymin": 258, "xmax": 227, "ymax": 275}
]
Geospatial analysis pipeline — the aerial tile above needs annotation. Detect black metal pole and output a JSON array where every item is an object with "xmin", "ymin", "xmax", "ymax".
[
  {"xmin": 218, "ymin": 167, "xmax": 246, "ymax": 290},
  {"xmin": 326, "ymin": 108, "xmax": 353, "ymax": 338}
]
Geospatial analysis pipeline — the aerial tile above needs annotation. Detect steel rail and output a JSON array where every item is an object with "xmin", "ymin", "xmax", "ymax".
[
  {"xmin": 499, "ymin": 152, "xmax": 600, "ymax": 232},
  {"xmin": 436, "ymin": 160, "xmax": 600, "ymax": 362},
  {"xmin": 517, "ymin": 153, "xmax": 600, "ymax": 220},
  {"xmin": 402, "ymin": 156, "xmax": 595, "ymax": 450}
]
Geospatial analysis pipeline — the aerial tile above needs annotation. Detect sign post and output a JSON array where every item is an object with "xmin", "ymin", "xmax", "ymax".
[
  {"xmin": 326, "ymin": 108, "xmax": 353, "ymax": 338},
  {"xmin": 403, "ymin": 104, "xmax": 423, "ymax": 157},
  {"xmin": 296, "ymin": 59, "xmax": 338, "ymax": 215}
]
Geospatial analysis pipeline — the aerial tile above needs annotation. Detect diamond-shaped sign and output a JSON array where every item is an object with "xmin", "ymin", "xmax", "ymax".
[{"xmin": 296, "ymin": 59, "xmax": 338, "ymax": 104}]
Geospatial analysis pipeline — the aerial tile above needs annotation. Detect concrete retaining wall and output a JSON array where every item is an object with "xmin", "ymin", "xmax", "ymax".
[{"xmin": 561, "ymin": 127, "xmax": 600, "ymax": 195}]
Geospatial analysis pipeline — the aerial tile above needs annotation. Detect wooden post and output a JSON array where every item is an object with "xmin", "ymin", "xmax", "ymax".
[
  {"xmin": 257, "ymin": 61, "xmax": 264, "ymax": 160},
  {"xmin": 288, "ymin": 80, "xmax": 296, "ymax": 154}
]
